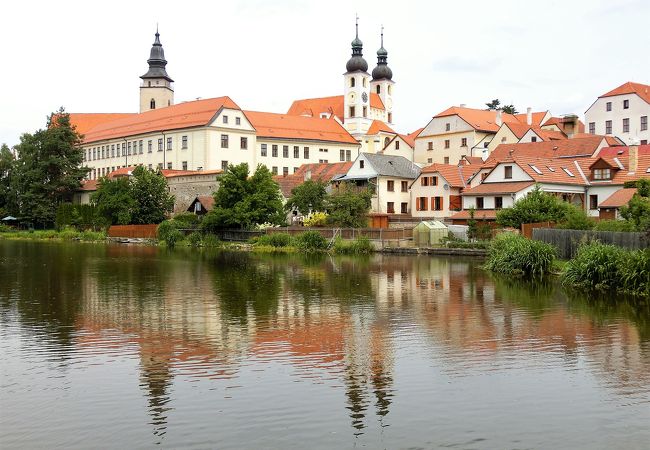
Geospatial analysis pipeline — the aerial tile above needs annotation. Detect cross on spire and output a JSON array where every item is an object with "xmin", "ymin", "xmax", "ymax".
[
  {"xmin": 355, "ymin": 14, "xmax": 359, "ymax": 38},
  {"xmin": 381, "ymin": 24, "xmax": 384, "ymax": 47}
]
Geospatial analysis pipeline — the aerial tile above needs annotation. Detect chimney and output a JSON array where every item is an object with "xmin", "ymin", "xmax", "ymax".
[
  {"xmin": 460, "ymin": 103, "xmax": 466, "ymax": 108},
  {"xmin": 496, "ymin": 110, "xmax": 503, "ymax": 126},
  {"xmin": 629, "ymin": 144, "xmax": 639, "ymax": 173},
  {"xmin": 304, "ymin": 170, "xmax": 312, "ymax": 181},
  {"xmin": 526, "ymin": 107, "xmax": 532, "ymax": 126}
]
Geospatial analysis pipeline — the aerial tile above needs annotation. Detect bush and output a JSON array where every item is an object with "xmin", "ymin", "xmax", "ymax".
[
  {"xmin": 172, "ymin": 212, "xmax": 200, "ymax": 227},
  {"xmin": 332, "ymin": 236, "xmax": 374, "ymax": 254},
  {"xmin": 0, "ymin": 223, "xmax": 13, "ymax": 233},
  {"xmin": 484, "ymin": 233, "xmax": 556, "ymax": 278},
  {"xmin": 620, "ymin": 249, "xmax": 650, "ymax": 296},
  {"xmin": 557, "ymin": 206, "xmax": 594, "ymax": 230},
  {"xmin": 157, "ymin": 220, "xmax": 177, "ymax": 242},
  {"xmin": 267, "ymin": 232, "xmax": 293, "ymax": 247},
  {"xmin": 303, "ymin": 212, "xmax": 328, "ymax": 227},
  {"xmin": 562, "ymin": 242, "xmax": 624, "ymax": 291},
  {"xmin": 59, "ymin": 226, "xmax": 79, "ymax": 241},
  {"xmin": 187, "ymin": 231, "xmax": 203, "ymax": 247},
  {"xmin": 80, "ymin": 230, "xmax": 106, "ymax": 241},
  {"xmin": 164, "ymin": 228, "xmax": 183, "ymax": 248},
  {"xmin": 295, "ymin": 230, "xmax": 328, "ymax": 252},
  {"xmin": 202, "ymin": 234, "xmax": 221, "ymax": 248},
  {"xmin": 593, "ymin": 219, "xmax": 635, "ymax": 232}
]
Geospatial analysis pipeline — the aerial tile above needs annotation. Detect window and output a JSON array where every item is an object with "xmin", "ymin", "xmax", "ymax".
[
  {"xmin": 387, "ymin": 180, "xmax": 395, "ymax": 192},
  {"xmin": 272, "ymin": 145, "xmax": 278, "ymax": 158},
  {"xmin": 182, "ymin": 161, "xmax": 188, "ymax": 171},
  {"xmin": 148, "ymin": 140, "xmax": 152, "ymax": 153},
  {"xmin": 387, "ymin": 202, "xmax": 395, "ymax": 214},
  {"xmin": 605, "ymin": 120, "xmax": 612, "ymax": 134},
  {"xmin": 236, "ymin": 117, "xmax": 241, "ymax": 125},
  {"xmin": 261, "ymin": 144, "xmax": 267, "ymax": 157},
  {"xmin": 444, "ymin": 140, "xmax": 450, "ymax": 149},
  {"xmin": 484, "ymin": 141, "xmax": 489, "ymax": 148},
  {"xmin": 376, "ymin": 85, "xmax": 381, "ymax": 94},
  {"xmin": 350, "ymin": 77, "xmax": 355, "ymax": 87},
  {"xmin": 127, "ymin": 142, "xmax": 131, "ymax": 156},
  {"xmin": 421, "ymin": 176, "xmax": 429, "ymax": 187},
  {"xmin": 223, "ymin": 115, "xmax": 228, "ymax": 124},
  {"xmin": 401, "ymin": 181, "xmax": 408, "ymax": 192},
  {"xmin": 158, "ymin": 163, "xmax": 163, "ymax": 169},
  {"xmin": 158, "ymin": 139, "xmax": 163, "ymax": 151},
  {"xmin": 395, "ymin": 140, "xmax": 400, "ymax": 150},
  {"xmin": 461, "ymin": 138, "xmax": 467, "ymax": 147},
  {"xmin": 444, "ymin": 157, "xmax": 450, "ymax": 164},
  {"xmin": 433, "ymin": 197, "xmax": 443, "ymax": 211},
  {"xmin": 492, "ymin": 196, "xmax": 503, "ymax": 210},
  {"xmin": 593, "ymin": 168, "xmax": 611, "ymax": 180},
  {"xmin": 445, "ymin": 123, "xmax": 450, "ymax": 131},
  {"xmin": 529, "ymin": 164, "xmax": 543, "ymax": 175},
  {"xmin": 340, "ymin": 149, "xmax": 345, "ymax": 161},
  {"xmin": 606, "ymin": 102, "xmax": 612, "ymax": 111},
  {"xmin": 363, "ymin": 106, "xmax": 367, "ymax": 117},
  {"xmin": 241, "ymin": 137, "xmax": 248, "ymax": 149},
  {"xmin": 623, "ymin": 99, "xmax": 629, "ymax": 109},
  {"xmin": 388, "ymin": 112, "xmax": 393, "ymax": 123},
  {"xmin": 346, "ymin": 150, "xmax": 351, "ymax": 161},
  {"xmin": 476, "ymin": 197, "xmax": 484, "ymax": 209},
  {"xmin": 272, "ymin": 166, "xmax": 278, "ymax": 175},
  {"xmin": 283, "ymin": 167, "xmax": 289, "ymax": 176},
  {"xmin": 319, "ymin": 159, "xmax": 329, "ymax": 163},
  {"xmin": 388, "ymin": 85, "xmax": 392, "ymax": 95},
  {"xmin": 401, "ymin": 202, "xmax": 408, "ymax": 214},
  {"xmin": 562, "ymin": 167, "xmax": 575, "ymax": 177},
  {"xmin": 283, "ymin": 145, "xmax": 289, "ymax": 158},
  {"xmin": 122, "ymin": 143, "xmax": 126, "ymax": 155},
  {"xmin": 221, "ymin": 134, "xmax": 229, "ymax": 148},
  {"xmin": 427, "ymin": 158, "xmax": 433, "ymax": 163},
  {"xmin": 221, "ymin": 160, "xmax": 228, "ymax": 171},
  {"xmin": 642, "ymin": 140, "xmax": 648, "ymax": 145},
  {"xmin": 362, "ymin": 78, "xmax": 367, "ymax": 87},
  {"xmin": 589, "ymin": 122, "xmax": 595, "ymax": 134},
  {"xmin": 167, "ymin": 162, "xmax": 173, "ymax": 170},
  {"xmin": 641, "ymin": 116, "xmax": 648, "ymax": 131},
  {"xmin": 304, "ymin": 147, "xmax": 309, "ymax": 159},
  {"xmin": 349, "ymin": 106, "xmax": 356, "ymax": 117},
  {"xmin": 504, "ymin": 165, "xmax": 513, "ymax": 179},
  {"xmin": 139, "ymin": 140, "xmax": 143, "ymax": 154},
  {"xmin": 428, "ymin": 141, "xmax": 433, "ymax": 150},
  {"xmin": 416, "ymin": 197, "xmax": 428, "ymax": 211},
  {"xmin": 589, "ymin": 195, "xmax": 598, "ymax": 210},
  {"xmin": 166, "ymin": 137, "xmax": 172, "ymax": 150},
  {"xmin": 294, "ymin": 167, "xmax": 299, "ymax": 173},
  {"xmin": 623, "ymin": 118, "xmax": 630, "ymax": 133},
  {"xmin": 182, "ymin": 136, "xmax": 188, "ymax": 149},
  {"xmin": 360, "ymin": 160, "xmax": 365, "ymax": 169},
  {"xmin": 531, "ymin": 136, "xmax": 537, "ymax": 142},
  {"xmin": 384, "ymin": 137, "xmax": 390, "ymax": 148},
  {"xmin": 150, "ymin": 99, "xmax": 156, "ymax": 110},
  {"xmin": 294, "ymin": 146, "xmax": 299, "ymax": 158}
]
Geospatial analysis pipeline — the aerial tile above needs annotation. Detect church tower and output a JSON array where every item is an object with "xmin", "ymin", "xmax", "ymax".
[
  {"xmin": 343, "ymin": 17, "xmax": 372, "ymax": 136},
  {"xmin": 370, "ymin": 27, "xmax": 394, "ymax": 124},
  {"xmin": 139, "ymin": 29, "xmax": 174, "ymax": 113}
]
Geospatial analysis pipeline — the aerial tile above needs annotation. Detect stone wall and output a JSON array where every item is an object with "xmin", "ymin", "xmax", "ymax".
[{"xmin": 168, "ymin": 174, "xmax": 220, "ymax": 214}]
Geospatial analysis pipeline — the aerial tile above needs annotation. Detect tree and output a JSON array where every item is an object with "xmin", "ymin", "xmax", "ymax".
[
  {"xmin": 496, "ymin": 186, "xmax": 572, "ymax": 228},
  {"xmin": 92, "ymin": 176, "xmax": 137, "ymax": 225},
  {"xmin": 501, "ymin": 104, "xmax": 518, "ymax": 114},
  {"xmin": 485, "ymin": 99, "xmax": 518, "ymax": 114},
  {"xmin": 620, "ymin": 179, "xmax": 650, "ymax": 231},
  {"xmin": 325, "ymin": 182, "xmax": 372, "ymax": 228},
  {"xmin": 202, "ymin": 163, "xmax": 284, "ymax": 231},
  {"xmin": 285, "ymin": 180, "xmax": 328, "ymax": 214},
  {"xmin": 11, "ymin": 109, "xmax": 88, "ymax": 227},
  {"xmin": 0, "ymin": 144, "xmax": 17, "ymax": 216}
]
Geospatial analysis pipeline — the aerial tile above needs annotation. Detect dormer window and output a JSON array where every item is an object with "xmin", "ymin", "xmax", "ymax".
[
  {"xmin": 360, "ymin": 160, "xmax": 364, "ymax": 169},
  {"xmin": 593, "ymin": 168, "xmax": 611, "ymax": 180}
]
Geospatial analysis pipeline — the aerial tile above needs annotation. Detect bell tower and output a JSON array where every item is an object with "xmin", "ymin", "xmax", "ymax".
[
  {"xmin": 370, "ymin": 26, "xmax": 395, "ymax": 124},
  {"xmin": 343, "ymin": 16, "xmax": 372, "ymax": 137},
  {"xmin": 140, "ymin": 28, "xmax": 174, "ymax": 113}
]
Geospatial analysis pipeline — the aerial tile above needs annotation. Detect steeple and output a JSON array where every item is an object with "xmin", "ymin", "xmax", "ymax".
[
  {"xmin": 346, "ymin": 15, "xmax": 368, "ymax": 73},
  {"xmin": 141, "ymin": 28, "xmax": 173, "ymax": 82},
  {"xmin": 139, "ymin": 27, "xmax": 174, "ymax": 113},
  {"xmin": 372, "ymin": 26, "xmax": 392, "ymax": 81}
]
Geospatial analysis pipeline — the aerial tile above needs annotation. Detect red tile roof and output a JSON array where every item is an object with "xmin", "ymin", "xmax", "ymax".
[
  {"xmin": 514, "ymin": 111, "xmax": 548, "ymax": 127},
  {"xmin": 507, "ymin": 155, "xmax": 586, "ymax": 185},
  {"xmin": 450, "ymin": 209, "xmax": 498, "ymax": 220},
  {"xmin": 404, "ymin": 128, "xmax": 424, "ymax": 147},
  {"xmin": 597, "ymin": 144, "xmax": 650, "ymax": 158},
  {"xmin": 487, "ymin": 135, "xmax": 613, "ymax": 164},
  {"xmin": 68, "ymin": 113, "xmax": 137, "ymax": 137},
  {"xmin": 79, "ymin": 179, "xmax": 98, "ymax": 191},
  {"xmin": 367, "ymin": 120, "xmax": 396, "ymax": 136},
  {"xmin": 461, "ymin": 156, "xmax": 484, "ymax": 166},
  {"xmin": 541, "ymin": 117, "xmax": 586, "ymax": 134},
  {"xmin": 576, "ymin": 154, "xmax": 650, "ymax": 185},
  {"xmin": 599, "ymin": 81, "xmax": 650, "ymax": 104},
  {"xmin": 434, "ymin": 106, "xmax": 521, "ymax": 133},
  {"xmin": 599, "ymin": 188, "xmax": 637, "ymax": 208},
  {"xmin": 74, "ymin": 97, "xmax": 240, "ymax": 143},
  {"xmin": 286, "ymin": 93, "xmax": 385, "ymax": 119},
  {"xmin": 273, "ymin": 162, "xmax": 353, "ymax": 197},
  {"xmin": 195, "ymin": 195, "xmax": 215, "ymax": 211},
  {"xmin": 420, "ymin": 163, "xmax": 469, "ymax": 188},
  {"xmin": 461, "ymin": 181, "xmax": 534, "ymax": 195}
]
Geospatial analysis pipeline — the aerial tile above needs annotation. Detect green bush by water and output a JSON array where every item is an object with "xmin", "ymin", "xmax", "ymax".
[
  {"xmin": 294, "ymin": 231, "xmax": 328, "ymax": 252},
  {"xmin": 332, "ymin": 236, "xmax": 374, "ymax": 254},
  {"xmin": 484, "ymin": 233, "xmax": 556, "ymax": 278}
]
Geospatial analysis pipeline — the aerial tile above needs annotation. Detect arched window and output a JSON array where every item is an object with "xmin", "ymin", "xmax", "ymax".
[
  {"xmin": 362, "ymin": 77, "xmax": 367, "ymax": 87},
  {"xmin": 376, "ymin": 85, "xmax": 381, "ymax": 94},
  {"xmin": 387, "ymin": 85, "xmax": 392, "ymax": 95},
  {"xmin": 150, "ymin": 99, "xmax": 156, "ymax": 110},
  {"xmin": 384, "ymin": 137, "xmax": 390, "ymax": 147},
  {"xmin": 350, "ymin": 77, "xmax": 356, "ymax": 88}
]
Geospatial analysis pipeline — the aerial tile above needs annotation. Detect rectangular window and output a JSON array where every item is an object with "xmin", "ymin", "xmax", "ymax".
[
  {"xmin": 148, "ymin": 140, "xmax": 152, "ymax": 153},
  {"xmin": 444, "ymin": 157, "xmax": 450, "ymax": 164},
  {"xmin": 605, "ymin": 120, "xmax": 612, "ymax": 134},
  {"xmin": 182, "ymin": 161, "xmax": 188, "ymax": 171},
  {"xmin": 360, "ymin": 160, "xmax": 364, "ymax": 169},
  {"xmin": 421, "ymin": 176, "xmax": 429, "ymax": 186},
  {"xmin": 283, "ymin": 145, "xmax": 289, "ymax": 158},
  {"xmin": 261, "ymin": 143, "xmax": 267, "ymax": 157},
  {"xmin": 304, "ymin": 147, "xmax": 309, "ymax": 159},
  {"xmin": 340, "ymin": 149, "xmax": 345, "ymax": 161},
  {"xmin": 401, "ymin": 202, "xmax": 408, "ymax": 214},
  {"xmin": 461, "ymin": 138, "xmax": 467, "ymax": 147},
  {"xmin": 158, "ymin": 139, "xmax": 163, "ymax": 151},
  {"xmin": 127, "ymin": 142, "xmax": 131, "ymax": 156},
  {"xmin": 157, "ymin": 163, "xmax": 163, "ymax": 170},
  {"xmin": 593, "ymin": 168, "xmax": 611, "ymax": 180},
  {"xmin": 387, "ymin": 202, "xmax": 395, "ymax": 213},
  {"xmin": 272, "ymin": 145, "xmax": 278, "ymax": 157},
  {"xmin": 110, "ymin": 145, "xmax": 115, "ymax": 158},
  {"xmin": 387, "ymin": 180, "xmax": 395, "ymax": 192},
  {"xmin": 294, "ymin": 167, "xmax": 299, "ymax": 173},
  {"xmin": 476, "ymin": 197, "xmax": 484, "ymax": 209},
  {"xmin": 444, "ymin": 139, "xmax": 451, "ymax": 149},
  {"xmin": 417, "ymin": 197, "xmax": 428, "ymax": 211},
  {"xmin": 241, "ymin": 137, "xmax": 248, "ymax": 149},
  {"xmin": 589, "ymin": 195, "xmax": 598, "ymax": 210},
  {"xmin": 362, "ymin": 106, "xmax": 367, "ymax": 118},
  {"xmin": 445, "ymin": 123, "xmax": 450, "ymax": 131},
  {"xmin": 294, "ymin": 146, "xmax": 299, "ymax": 158},
  {"xmin": 139, "ymin": 140, "xmax": 143, "ymax": 154},
  {"xmin": 641, "ymin": 116, "xmax": 648, "ymax": 131},
  {"xmin": 495, "ymin": 196, "xmax": 503, "ymax": 209},
  {"xmin": 122, "ymin": 143, "xmax": 126, "ymax": 155},
  {"xmin": 221, "ymin": 134, "xmax": 229, "ymax": 148},
  {"xmin": 504, "ymin": 165, "xmax": 513, "ymax": 179},
  {"xmin": 395, "ymin": 140, "xmax": 400, "ymax": 150},
  {"xmin": 401, "ymin": 181, "xmax": 408, "ymax": 192},
  {"xmin": 223, "ymin": 115, "xmax": 228, "ymax": 124},
  {"xmin": 349, "ymin": 106, "xmax": 355, "ymax": 117},
  {"xmin": 428, "ymin": 141, "xmax": 433, "ymax": 150},
  {"xmin": 623, "ymin": 99, "xmax": 629, "ymax": 109},
  {"xmin": 167, "ymin": 162, "xmax": 172, "ymax": 170},
  {"xmin": 589, "ymin": 122, "xmax": 595, "ymax": 134},
  {"xmin": 283, "ymin": 167, "xmax": 289, "ymax": 176},
  {"xmin": 235, "ymin": 117, "xmax": 241, "ymax": 125},
  {"xmin": 531, "ymin": 136, "xmax": 537, "ymax": 142},
  {"xmin": 272, "ymin": 166, "xmax": 278, "ymax": 175},
  {"xmin": 167, "ymin": 137, "xmax": 172, "ymax": 150},
  {"xmin": 432, "ymin": 196, "xmax": 442, "ymax": 211},
  {"xmin": 623, "ymin": 118, "xmax": 630, "ymax": 133},
  {"xmin": 182, "ymin": 136, "xmax": 188, "ymax": 149},
  {"xmin": 221, "ymin": 160, "xmax": 228, "ymax": 171},
  {"xmin": 346, "ymin": 150, "xmax": 351, "ymax": 161},
  {"xmin": 606, "ymin": 102, "xmax": 612, "ymax": 111}
]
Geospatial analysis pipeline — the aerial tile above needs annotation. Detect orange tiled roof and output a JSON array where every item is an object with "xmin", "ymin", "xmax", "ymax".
[
  {"xmin": 68, "ymin": 113, "xmax": 137, "ymax": 137},
  {"xmin": 598, "ymin": 144, "xmax": 650, "ymax": 158},
  {"xmin": 244, "ymin": 110, "xmax": 359, "ymax": 145},
  {"xmin": 450, "ymin": 209, "xmax": 498, "ymax": 220},
  {"xmin": 576, "ymin": 154, "xmax": 650, "ymax": 185},
  {"xmin": 79, "ymin": 179, "xmax": 98, "ymax": 191},
  {"xmin": 367, "ymin": 120, "xmax": 396, "ymax": 136},
  {"xmin": 514, "ymin": 111, "xmax": 548, "ymax": 127},
  {"xmin": 286, "ymin": 93, "xmax": 385, "ymax": 119},
  {"xmin": 274, "ymin": 162, "xmax": 353, "ymax": 197},
  {"xmin": 461, "ymin": 156, "xmax": 483, "ymax": 166},
  {"xmin": 404, "ymin": 128, "xmax": 424, "ymax": 147},
  {"xmin": 105, "ymin": 166, "xmax": 222, "ymax": 179},
  {"xmin": 461, "ymin": 181, "xmax": 534, "ymax": 195},
  {"xmin": 508, "ymin": 155, "xmax": 587, "ymax": 185},
  {"xmin": 420, "ymin": 163, "xmax": 469, "ymax": 188},
  {"xmin": 434, "ymin": 106, "xmax": 520, "ymax": 133},
  {"xmin": 600, "ymin": 81, "xmax": 650, "ymax": 104},
  {"xmin": 195, "ymin": 195, "xmax": 215, "ymax": 211},
  {"xmin": 599, "ymin": 188, "xmax": 637, "ymax": 208},
  {"xmin": 542, "ymin": 117, "xmax": 586, "ymax": 134},
  {"xmin": 536, "ymin": 128, "xmax": 566, "ymax": 140},
  {"xmin": 76, "ymin": 97, "xmax": 240, "ymax": 144},
  {"xmin": 487, "ymin": 135, "xmax": 612, "ymax": 165}
]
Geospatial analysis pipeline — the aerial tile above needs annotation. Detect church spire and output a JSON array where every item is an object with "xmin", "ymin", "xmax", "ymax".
[
  {"xmin": 141, "ymin": 28, "xmax": 173, "ymax": 82},
  {"xmin": 372, "ymin": 26, "xmax": 392, "ymax": 81},
  {"xmin": 346, "ymin": 15, "xmax": 368, "ymax": 73}
]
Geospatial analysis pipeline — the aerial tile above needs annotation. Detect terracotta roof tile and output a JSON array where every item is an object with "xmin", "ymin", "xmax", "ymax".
[
  {"xmin": 461, "ymin": 181, "xmax": 534, "ymax": 195},
  {"xmin": 508, "ymin": 155, "xmax": 586, "ymax": 185},
  {"xmin": 599, "ymin": 188, "xmax": 637, "ymax": 208},
  {"xmin": 367, "ymin": 120, "xmax": 396, "ymax": 136},
  {"xmin": 68, "ymin": 113, "xmax": 137, "ymax": 137},
  {"xmin": 244, "ymin": 110, "xmax": 358, "ymax": 145},
  {"xmin": 597, "ymin": 144, "xmax": 650, "ymax": 158},
  {"xmin": 600, "ymin": 81, "xmax": 650, "ymax": 104},
  {"xmin": 273, "ymin": 162, "xmax": 353, "ymax": 197},
  {"xmin": 404, "ymin": 128, "xmax": 424, "ymax": 147},
  {"xmin": 542, "ymin": 117, "xmax": 586, "ymax": 134},
  {"xmin": 487, "ymin": 136, "xmax": 611, "ymax": 164},
  {"xmin": 514, "ymin": 111, "xmax": 548, "ymax": 127},
  {"xmin": 420, "ymin": 163, "xmax": 469, "ymax": 187},
  {"xmin": 79, "ymin": 179, "xmax": 98, "ymax": 191},
  {"xmin": 195, "ymin": 195, "xmax": 215, "ymax": 211},
  {"xmin": 576, "ymin": 154, "xmax": 650, "ymax": 185},
  {"xmin": 434, "ymin": 106, "xmax": 521, "ymax": 133},
  {"xmin": 286, "ymin": 93, "xmax": 385, "ymax": 119},
  {"xmin": 105, "ymin": 166, "xmax": 222, "ymax": 179}
]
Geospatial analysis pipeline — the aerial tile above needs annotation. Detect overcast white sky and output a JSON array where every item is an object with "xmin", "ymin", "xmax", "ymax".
[{"xmin": 1, "ymin": 0, "xmax": 648, "ymax": 146}]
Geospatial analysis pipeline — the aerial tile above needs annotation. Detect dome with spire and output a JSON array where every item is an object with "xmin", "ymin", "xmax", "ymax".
[
  {"xmin": 140, "ymin": 29, "xmax": 174, "ymax": 82},
  {"xmin": 371, "ymin": 29, "xmax": 392, "ymax": 81},
  {"xmin": 345, "ymin": 18, "xmax": 368, "ymax": 73}
]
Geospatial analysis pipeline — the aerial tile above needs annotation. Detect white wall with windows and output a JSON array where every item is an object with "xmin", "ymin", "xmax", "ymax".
[{"xmin": 585, "ymin": 93, "xmax": 649, "ymax": 145}]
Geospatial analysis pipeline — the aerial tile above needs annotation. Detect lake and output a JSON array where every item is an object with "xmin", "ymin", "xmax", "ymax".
[{"xmin": 1, "ymin": 240, "xmax": 649, "ymax": 449}]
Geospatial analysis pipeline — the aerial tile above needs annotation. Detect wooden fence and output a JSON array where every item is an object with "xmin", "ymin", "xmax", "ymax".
[
  {"xmin": 521, "ymin": 221, "xmax": 555, "ymax": 239},
  {"xmin": 108, "ymin": 224, "xmax": 159, "ymax": 239},
  {"xmin": 532, "ymin": 228, "xmax": 648, "ymax": 259}
]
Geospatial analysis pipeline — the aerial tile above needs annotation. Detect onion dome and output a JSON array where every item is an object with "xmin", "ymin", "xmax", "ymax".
[
  {"xmin": 346, "ymin": 18, "xmax": 368, "ymax": 73},
  {"xmin": 372, "ymin": 28, "xmax": 393, "ymax": 81},
  {"xmin": 140, "ymin": 29, "xmax": 173, "ymax": 82}
]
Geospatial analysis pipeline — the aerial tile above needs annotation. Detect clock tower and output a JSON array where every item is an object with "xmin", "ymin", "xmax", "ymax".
[
  {"xmin": 370, "ymin": 27, "xmax": 395, "ymax": 124},
  {"xmin": 140, "ymin": 28, "xmax": 174, "ymax": 113},
  {"xmin": 343, "ymin": 17, "xmax": 372, "ymax": 137}
]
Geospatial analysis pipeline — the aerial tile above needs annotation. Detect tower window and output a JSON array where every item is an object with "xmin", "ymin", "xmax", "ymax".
[
  {"xmin": 388, "ymin": 112, "xmax": 392, "ymax": 123},
  {"xmin": 362, "ymin": 77, "xmax": 367, "ymax": 87},
  {"xmin": 349, "ymin": 106, "xmax": 356, "ymax": 117},
  {"xmin": 350, "ymin": 77, "xmax": 356, "ymax": 88},
  {"xmin": 376, "ymin": 85, "xmax": 381, "ymax": 94},
  {"xmin": 363, "ymin": 106, "xmax": 367, "ymax": 117},
  {"xmin": 150, "ymin": 99, "xmax": 156, "ymax": 109},
  {"xmin": 388, "ymin": 85, "xmax": 392, "ymax": 95}
]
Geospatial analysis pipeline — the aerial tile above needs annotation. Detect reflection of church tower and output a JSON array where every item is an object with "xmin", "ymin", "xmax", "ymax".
[
  {"xmin": 140, "ymin": 28, "xmax": 174, "ymax": 113},
  {"xmin": 139, "ymin": 339, "xmax": 174, "ymax": 442},
  {"xmin": 343, "ymin": 17, "xmax": 372, "ymax": 137},
  {"xmin": 370, "ymin": 27, "xmax": 395, "ymax": 124}
]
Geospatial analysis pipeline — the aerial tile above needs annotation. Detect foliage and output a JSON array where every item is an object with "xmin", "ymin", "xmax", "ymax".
[
  {"xmin": 562, "ymin": 242, "xmax": 625, "ymax": 291},
  {"xmin": 501, "ymin": 104, "xmax": 518, "ymax": 115},
  {"xmin": 556, "ymin": 205, "xmax": 595, "ymax": 230},
  {"xmin": 92, "ymin": 166, "xmax": 174, "ymax": 225},
  {"xmin": 285, "ymin": 180, "xmax": 328, "ymax": 214},
  {"xmin": 485, "ymin": 99, "xmax": 518, "ymax": 114},
  {"xmin": 10, "ymin": 109, "xmax": 89, "ymax": 227},
  {"xmin": 325, "ymin": 182, "xmax": 372, "ymax": 228},
  {"xmin": 303, "ymin": 211, "xmax": 328, "ymax": 227},
  {"xmin": 620, "ymin": 180, "xmax": 650, "ymax": 231},
  {"xmin": 171, "ymin": 212, "xmax": 200, "ymax": 227},
  {"xmin": 0, "ymin": 228, "xmax": 105, "ymax": 241},
  {"xmin": 496, "ymin": 186, "xmax": 572, "ymax": 229},
  {"xmin": 484, "ymin": 232, "xmax": 556, "ymax": 278},
  {"xmin": 467, "ymin": 207, "xmax": 492, "ymax": 240},
  {"xmin": 253, "ymin": 233, "xmax": 294, "ymax": 247},
  {"xmin": 485, "ymin": 99, "xmax": 501, "ymax": 110},
  {"xmin": 202, "ymin": 163, "xmax": 284, "ymax": 231},
  {"xmin": 201, "ymin": 234, "xmax": 222, "ymax": 248},
  {"xmin": 187, "ymin": 231, "xmax": 203, "ymax": 247},
  {"xmin": 0, "ymin": 143, "xmax": 17, "ymax": 215},
  {"xmin": 593, "ymin": 219, "xmax": 635, "ymax": 232},
  {"xmin": 55, "ymin": 203, "xmax": 107, "ymax": 231},
  {"xmin": 332, "ymin": 236, "xmax": 374, "ymax": 254},
  {"xmin": 294, "ymin": 231, "xmax": 328, "ymax": 252}
]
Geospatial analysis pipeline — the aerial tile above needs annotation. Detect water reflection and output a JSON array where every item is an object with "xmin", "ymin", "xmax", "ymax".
[{"xmin": 1, "ymin": 241, "xmax": 649, "ymax": 448}]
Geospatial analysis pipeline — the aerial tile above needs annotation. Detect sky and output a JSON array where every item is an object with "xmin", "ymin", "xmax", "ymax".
[{"xmin": 1, "ymin": 0, "xmax": 648, "ymax": 147}]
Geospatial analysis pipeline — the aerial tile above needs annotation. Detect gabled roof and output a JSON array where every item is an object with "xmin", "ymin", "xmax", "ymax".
[
  {"xmin": 541, "ymin": 117, "xmax": 585, "ymax": 134},
  {"xmin": 503, "ymin": 122, "xmax": 534, "ymax": 139},
  {"xmin": 367, "ymin": 120, "xmax": 396, "ymax": 136},
  {"xmin": 79, "ymin": 179, "xmax": 99, "ymax": 191},
  {"xmin": 286, "ymin": 93, "xmax": 385, "ymax": 119},
  {"xmin": 244, "ymin": 111, "xmax": 359, "ymax": 145},
  {"xmin": 575, "ymin": 154, "xmax": 650, "ymax": 185},
  {"xmin": 362, "ymin": 153, "xmax": 421, "ymax": 179},
  {"xmin": 461, "ymin": 156, "xmax": 484, "ymax": 166},
  {"xmin": 69, "ymin": 113, "xmax": 137, "ymax": 136},
  {"xmin": 194, "ymin": 195, "xmax": 215, "ymax": 212},
  {"xmin": 506, "ymin": 155, "xmax": 586, "ymax": 185},
  {"xmin": 599, "ymin": 188, "xmax": 637, "ymax": 208},
  {"xmin": 404, "ymin": 128, "xmax": 424, "ymax": 147},
  {"xmin": 597, "ymin": 144, "xmax": 650, "ymax": 159},
  {"xmin": 461, "ymin": 181, "xmax": 534, "ymax": 195},
  {"xmin": 420, "ymin": 163, "xmax": 470, "ymax": 188},
  {"xmin": 599, "ymin": 81, "xmax": 650, "ymax": 104},
  {"xmin": 513, "ymin": 111, "xmax": 548, "ymax": 127},
  {"xmin": 433, "ymin": 106, "xmax": 520, "ymax": 133},
  {"xmin": 487, "ymin": 135, "xmax": 615, "ymax": 164},
  {"xmin": 75, "ymin": 97, "xmax": 240, "ymax": 143},
  {"xmin": 274, "ymin": 162, "xmax": 353, "ymax": 197}
]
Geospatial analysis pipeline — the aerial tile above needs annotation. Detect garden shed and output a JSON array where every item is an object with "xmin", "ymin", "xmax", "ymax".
[{"xmin": 413, "ymin": 220, "xmax": 448, "ymax": 247}]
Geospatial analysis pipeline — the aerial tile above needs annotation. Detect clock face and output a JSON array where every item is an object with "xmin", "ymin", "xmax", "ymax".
[{"xmin": 362, "ymin": 92, "xmax": 368, "ymax": 103}]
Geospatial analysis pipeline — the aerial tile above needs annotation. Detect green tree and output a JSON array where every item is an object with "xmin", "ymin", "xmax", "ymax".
[
  {"xmin": 285, "ymin": 180, "xmax": 328, "ymax": 214},
  {"xmin": 92, "ymin": 176, "xmax": 136, "ymax": 225},
  {"xmin": 496, "ymin": 186, "xmax": 572, "ymax": 228},
  {"xmin": 202, "ymin": 163, "xmax": 284, "ymax": 231},
  {"xmin": 620, "ymin": 179, "xmax": 650, "ymax": 231},
  {"xmin": 0, "ymin": 143, "xmax": 17, "ymax": 216},
  {"xmin": 11, "ymin": 109, "xmax": 88, "ymax": 227},
  {"xmin": 325, "ymin": 182, "xmax": 372, "ymax": 228},
  {"xmin": 485, "ymin": 99, "xmax": 501, "ymax": 110},
  {"xmin": 501, "ymin": 104, "xmax": 518, "ymax": 114}
]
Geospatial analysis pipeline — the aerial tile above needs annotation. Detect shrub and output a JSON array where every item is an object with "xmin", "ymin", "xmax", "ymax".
[
  {"xmin": 59, "ymin": 226, "xmax": 79, "ymax": 241},
  {"xmin": 593, "ymin": 219, "xmax": 635, "ymax": 232},
  {"xmin": 172, "ymin": 212, "xmax": 200, "ymax": 227},
  {"xmin": 0, "ymin": 223, "xmax": 13, "ymax": 233},
  {"xmin": 620, "ymin": 249, "xmax": 650, "ymax": 296},
  {"xmin": 80, "ymin": 230, "xmax": 106, "ymax": 241},
  {"xmin": 484, "ymin": 233, "xmax": 555, "ymax": 278},
  {"xmin": 332, "ymin": 236, "xmax": 374, "ymax": 254},
  {"xmin": 295, "ymin": 230, "xmax": 328, "ymax": 252},
  {"xmin": 157, "ymin": 220, "xmax": 177, "ymax": 242},
  {"xmin": 163, "ymin": 228, "xmax": 183, "ymax": 248},
  {"xmin": 187, "ymin": 231, "xmax": 203, "ymax": 247},
  {"xmin": 562, "ymin": 242, "xmax": 624, "ymax": 291},
  {"xmin": 303, "ymin": 212, "xmax": 328, "ymax": 227},
  {"xmin": 557, "ymin": 206, "xmax": 594, "ymax": 230},
  {"xmin": 267, "ymin": 232, "xmax": 293, "ymax": 247},
  {"xmin": 202, "ymin": 234, "xmax": 221, "ymax": 248}
]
